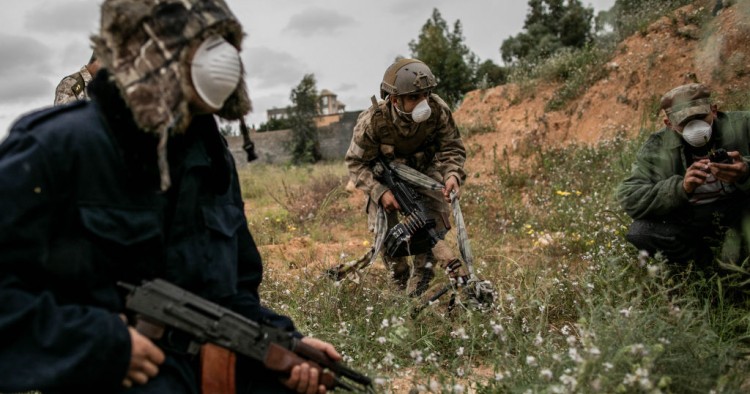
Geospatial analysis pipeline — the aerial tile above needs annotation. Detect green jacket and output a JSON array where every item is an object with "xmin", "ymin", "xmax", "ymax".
[{"xmin": 617, "ymin": 111, "xmax": 750, "ymax": 220}]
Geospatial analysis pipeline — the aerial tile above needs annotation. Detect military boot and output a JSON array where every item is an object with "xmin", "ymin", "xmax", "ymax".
[
  {"xmin": 407, "ymin": 253, "xmax": 435, "ymax": 297},
  {"xmin": 383, "ymin": 255, "xmax": 410, "ymax": 290}
]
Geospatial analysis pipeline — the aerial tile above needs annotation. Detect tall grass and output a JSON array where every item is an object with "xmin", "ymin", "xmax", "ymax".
[{"xmin": 243, "ymin": 126, "xmax": 750, "ymax": 392}]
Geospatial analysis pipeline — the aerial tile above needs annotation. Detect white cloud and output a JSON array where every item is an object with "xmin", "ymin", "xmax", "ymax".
[
  {"xmin": 0, "ymin": 35, "xmax": 52, "ymax": 74},
  {"xmin": 24, "ymin": 1, "xmax": 99, "ymax": 34},
  {"xmin": 284, "ymin": 7, "xmax": 355, "ymax": 36},
  {"xmin": 245, "ymin": 47, "xmax": 308, "ymax": 90},
  {"xmin": 0, "ymin": 0, "xmax": 617, "ymax": 139}
]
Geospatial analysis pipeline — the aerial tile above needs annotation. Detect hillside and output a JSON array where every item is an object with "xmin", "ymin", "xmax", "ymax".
[{"xmin": 454, "ymin": 0, "xmax": 750, "ymax": 177}]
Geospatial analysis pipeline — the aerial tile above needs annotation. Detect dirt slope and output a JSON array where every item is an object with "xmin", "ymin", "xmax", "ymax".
[{"xmin": 454, "ymin": 0, "xmax": 750, "ymax": 176}]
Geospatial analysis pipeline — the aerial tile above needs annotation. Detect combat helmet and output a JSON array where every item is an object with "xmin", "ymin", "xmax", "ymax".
[{"xmin": 380, "ymin": 59, "xmax": 437, "ymax": 99}]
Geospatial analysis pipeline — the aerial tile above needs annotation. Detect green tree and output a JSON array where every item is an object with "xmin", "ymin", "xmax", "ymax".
[
  {"xmin": 501, "ymin": 0, "xmax": 594, "ymax": 64},
  {"xmin": 257, "ymin": 115, "xmax": 292, "ymax": 132},
  {"xmin": 408, "ymin": 8, "xmax": 478, "ymax": 109},
  {"xmin": 288, "ymin": 74, "xmax": 321, "ymax": 164},
  {"xmin": 475, "ymin": 59, "xmax": 507, "ymax": 89}
]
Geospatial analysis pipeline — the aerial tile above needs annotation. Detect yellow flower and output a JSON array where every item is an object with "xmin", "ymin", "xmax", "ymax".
[
  {"xmin": 363, "ymin": 240, "xmax": 370, "ymax": 246},
  {"xmin": 556, "ymin": 190, "xmax": 571, "ymax": 196}
]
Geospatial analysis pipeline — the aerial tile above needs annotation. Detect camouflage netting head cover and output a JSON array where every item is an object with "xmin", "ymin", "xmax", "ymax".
[{"xmin": 92, "ymin": 0, "xmax": 252, "ymax": 136}]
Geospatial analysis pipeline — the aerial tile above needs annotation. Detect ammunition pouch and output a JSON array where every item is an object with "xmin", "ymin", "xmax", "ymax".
[{"xmin": 384, "ymin": 212, "xmax": 437, "ymax": 257}]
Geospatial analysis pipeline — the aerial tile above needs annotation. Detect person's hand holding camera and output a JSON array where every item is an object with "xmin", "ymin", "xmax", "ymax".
[
  {"xmin": 708, "ymin": 150, "xmax": 750, "ymax": 183},
  {"xmin": 683, "ymin": 158, "xmax": 711, "ymax": 194}
]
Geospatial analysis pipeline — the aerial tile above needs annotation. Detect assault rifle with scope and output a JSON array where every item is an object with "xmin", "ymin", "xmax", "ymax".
[{"xmin": 119, "ymin": 279, "xmax": 373, "ymax": 393}]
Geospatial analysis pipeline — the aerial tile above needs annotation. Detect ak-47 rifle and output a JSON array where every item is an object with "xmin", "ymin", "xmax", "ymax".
[
  {"xmin": 373, "ymin": 156, "xmax": 445, "ymax": 257},
  {"xmin": 119, "ymin": 279, "xmax": 373, "ymax": 393},
  {"xmin": 324, "ymin": 157, "xmax": 444, "ymax": 281}
]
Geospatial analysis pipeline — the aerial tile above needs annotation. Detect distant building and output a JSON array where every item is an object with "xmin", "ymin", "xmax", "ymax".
[
  {"xmin": 264, "ymin": 89, "xmax": 346, "ymax": 128},
  {"xmin": 318, "ymin": 89, "xmax": 346, "ymax": 115},
  {"xmin": 267, "ymin": 107, "xmax": 290, "ymax": 121},
  {"xmin": 316, "ymin": 89, "xmax": 346, "ymax": 127}
]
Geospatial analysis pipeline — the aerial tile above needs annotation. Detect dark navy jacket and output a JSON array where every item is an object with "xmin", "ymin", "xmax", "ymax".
[{"xmin": 0, "ymin": 74, "xmax": 295, "ymax": 392}]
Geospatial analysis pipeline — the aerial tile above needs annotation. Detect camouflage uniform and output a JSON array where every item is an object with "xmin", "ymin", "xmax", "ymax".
[
  {"xmin": 53, "ymin": 65, "xmax": 94, "ymax": 106},
  {"xmin": 345, "ymin": 94, "xmax": 466, "ymax": 295}
]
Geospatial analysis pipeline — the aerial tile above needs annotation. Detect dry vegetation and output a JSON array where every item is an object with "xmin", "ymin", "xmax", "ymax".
[{"xmin": 239, "ymin": 2, "xmax": 750, "ymax": 392}]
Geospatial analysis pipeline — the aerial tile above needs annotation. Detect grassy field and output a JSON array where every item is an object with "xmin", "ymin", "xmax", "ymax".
[{"xmin": 240, "ymin": 126, "xmax": 750, "ymax": 393}]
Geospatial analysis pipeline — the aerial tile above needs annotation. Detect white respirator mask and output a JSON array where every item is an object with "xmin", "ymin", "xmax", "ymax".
[
  {"xmin": 190, "ymin": 36, "xmax": 242, "ymax": 111},
  {"xmin": 409, "ymin": 99, "xmax": 432, "ymax": 123},
  {"xmin": 681, "ymin": 119, "xmax": 713, "ymax": 147}
]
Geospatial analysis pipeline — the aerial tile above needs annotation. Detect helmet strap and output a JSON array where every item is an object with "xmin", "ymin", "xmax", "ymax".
[{"xmin": 392, "ymin": 96, "xmax": 413, "ymax": 123}]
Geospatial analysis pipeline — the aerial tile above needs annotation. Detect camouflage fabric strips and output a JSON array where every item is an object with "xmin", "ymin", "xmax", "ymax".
[{"xmin": 92, "ymin": 0, "xmax": 251, "ymax": 190}]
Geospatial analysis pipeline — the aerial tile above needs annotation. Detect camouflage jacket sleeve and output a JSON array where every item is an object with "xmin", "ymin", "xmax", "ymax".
[
  {"xmin": 616, "ymin": 130, "xmax": 690, "ymax": 220},
  {"xmin": 54, "ymin": 74, "xmax": 84, "ymax": 106},
  {"xmin": 345, "ymin": 107, "xmax": 389, "ymax": 203},
  {"xmin": 432, "ymin": 97, "xmax": 467, "ymax": 185}
]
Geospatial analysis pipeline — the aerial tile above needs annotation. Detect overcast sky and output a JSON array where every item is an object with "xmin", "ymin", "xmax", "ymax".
[{"xmin": 0, "ymin": 0, "xmax": 615, "ymax": 141}]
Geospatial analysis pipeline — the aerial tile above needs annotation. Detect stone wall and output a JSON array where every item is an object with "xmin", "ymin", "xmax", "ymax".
[{"xmin": 227, "ymin": 110, "xmax": 361, "ymax": 166}]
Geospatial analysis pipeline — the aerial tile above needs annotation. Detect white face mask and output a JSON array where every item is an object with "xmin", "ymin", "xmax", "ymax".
[
  {"xmin": 681, "ymin": 119, "xmax": 713, "ymax": 147},
  {"xmin": 410, "ymin": 99, "xmax": 432, "ymax": 123},
  {"xmin": 190, "ymin": 36, "xmax": 242, "ymax": 111}
]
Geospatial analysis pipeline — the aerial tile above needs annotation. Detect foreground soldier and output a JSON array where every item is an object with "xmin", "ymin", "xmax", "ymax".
[
  {"xmin": 345, "ymin": 58, "xmax": 467, "ymax": 296},
  {"xmin": 0, "ymin": 0, "xmax": 340, "ymax": 392},
  {"xmin": 53, "ymin": 52, "xmax": 100, "ymax": 105}
]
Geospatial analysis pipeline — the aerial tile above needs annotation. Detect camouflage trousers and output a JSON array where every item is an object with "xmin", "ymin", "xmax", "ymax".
[{"xmin": 382, "ymin": 240, "xmax": 458, "ymax": 296}]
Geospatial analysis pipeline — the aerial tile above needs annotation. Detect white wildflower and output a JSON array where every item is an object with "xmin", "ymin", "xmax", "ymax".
[
  {"xmin": 540, "ymin": 368, "xmax": 553, "ymax": 380},
  {"xmin": 630, "ymin": 344, "xmax": 648, "ymax": 357},
  {"xmin": 587, "ymin": 346, "xmax": 601, "ymax": 356},
  {"xmin": 534, "ymin": 333, "xmax": 544, "ymax": 346},
  {"xmin": 456, "ymin": 347, "xmax": 465, "ymax": 356},
  {"xmin": 526, "ymin": 355, "xmax": 537, "ymax": 367},
  {"xmin": 376, "ymin": 336, "xmax": 386, "ymax": 344},
  {"xmin": 451, "ymin": 327, "xmax": 469, "ymax": 340},
  {"xmin": 568, "ymin": 347, "xmax": 583, "ymax": 363},
  {"xmin": 410, "ymin": 350, "xmax": 423, "ymax": 364},
  {"xmin": 559, "ymin": 373, "xmax": 577, "ymax": 390}
]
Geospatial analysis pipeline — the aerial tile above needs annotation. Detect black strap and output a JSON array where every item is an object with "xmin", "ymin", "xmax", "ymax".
[{"xmin": 239, "ymin": 118, "xmax": 257, "ymax": 162}]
